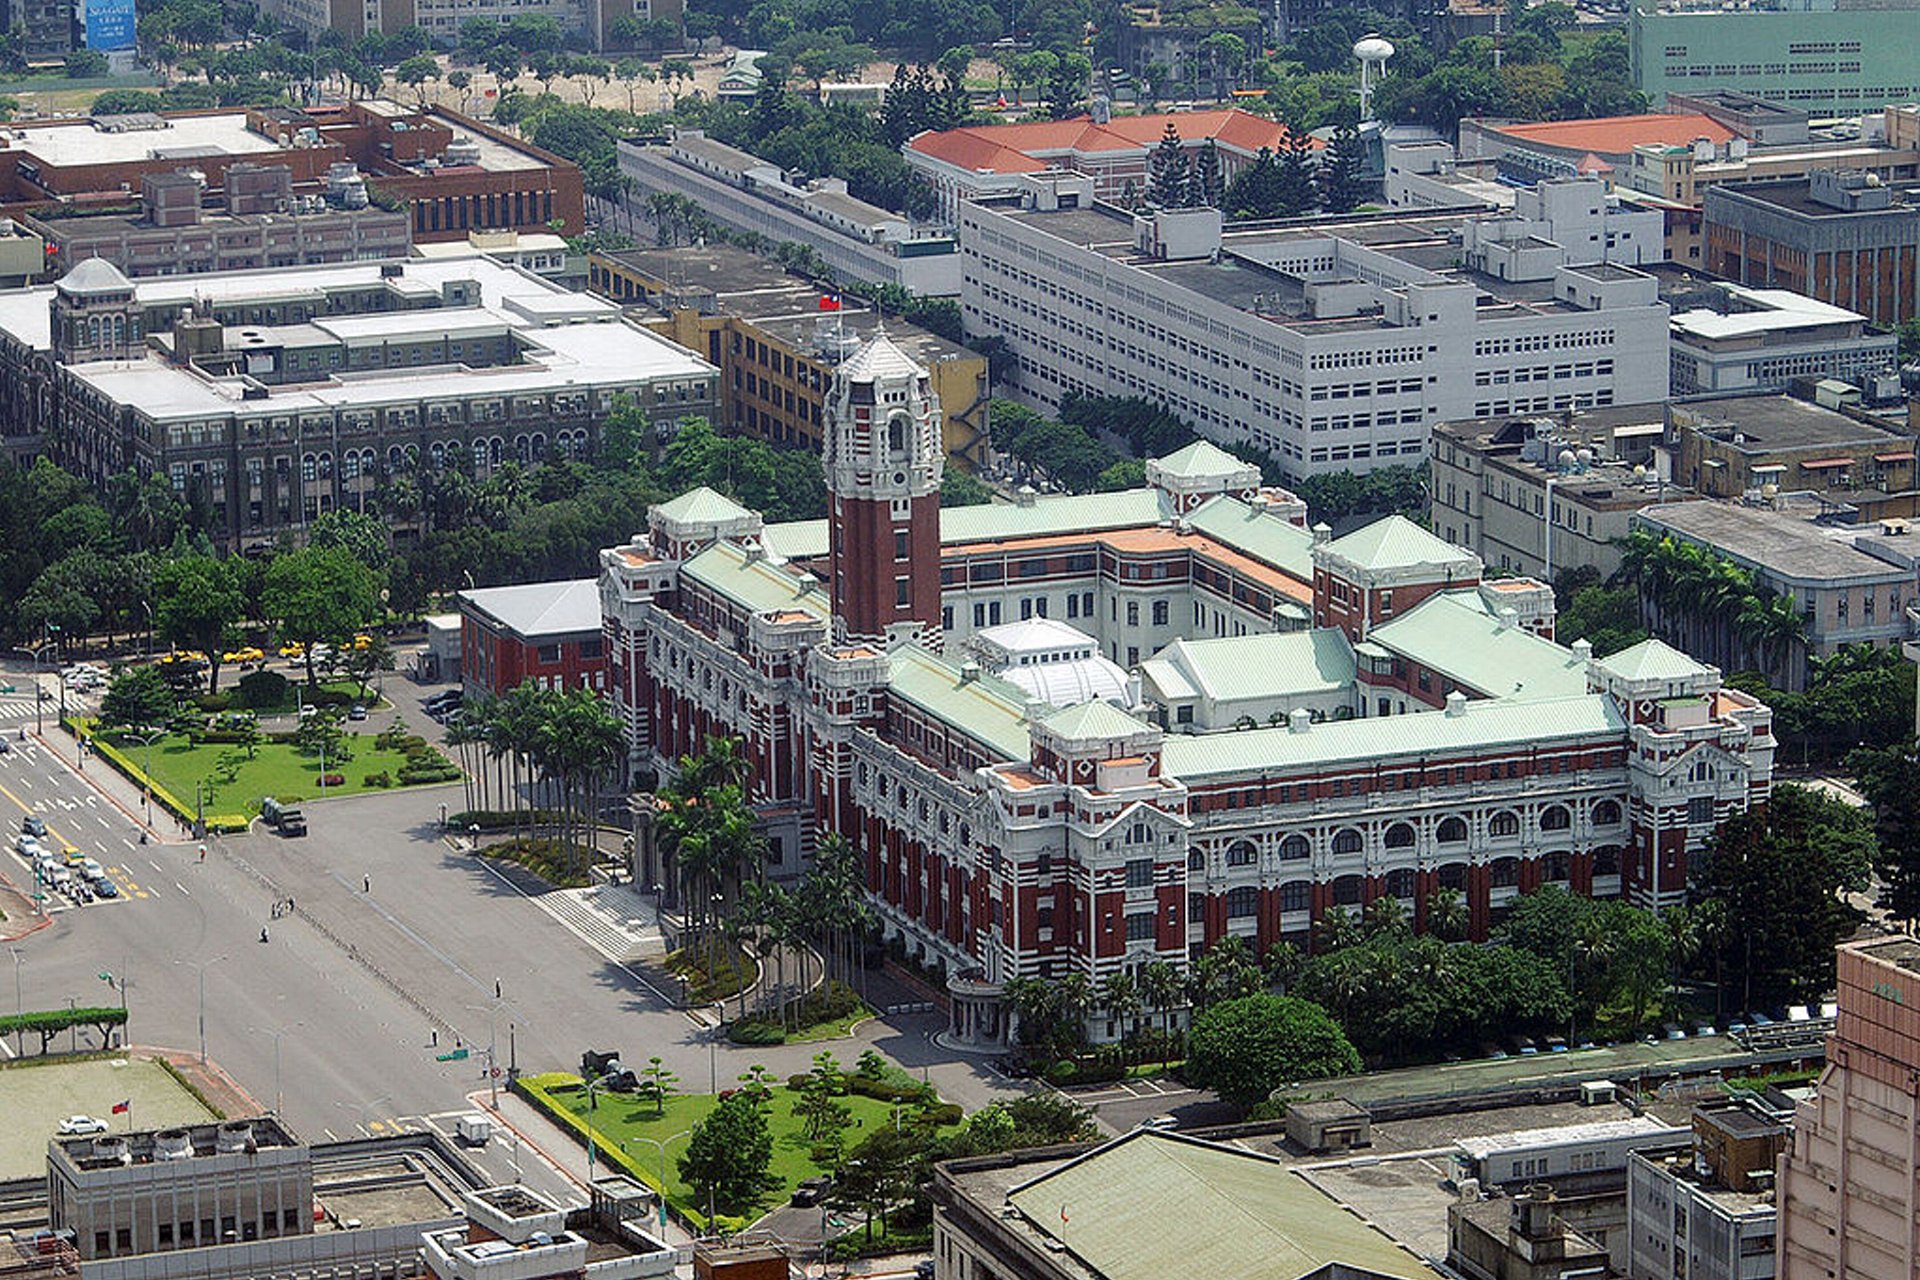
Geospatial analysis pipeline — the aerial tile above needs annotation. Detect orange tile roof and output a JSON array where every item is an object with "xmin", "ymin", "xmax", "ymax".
[
  {"xmin": 1490, "ymin": 113, "xmax": 1736, "ymax": 157},
  {"xmin": 907, "ymin": 109, "xmax": 1319, "ymax": 175},
  {"xmin": 941, "ymin": 525, "xmax": 1314, "ymax": 605}
]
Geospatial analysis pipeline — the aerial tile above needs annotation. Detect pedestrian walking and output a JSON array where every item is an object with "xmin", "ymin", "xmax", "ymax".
[
  {"xmin": 363, "ymin": 875, "xmax": 371, "ymax": 893},
  {"xmin": 431, "ymin": 1028, "xmax": 438, "ymax": 1047},
  {"xmin": 287, "ymin": 896, "xmax": 295, "ymax": 914},
  {"xmin": 260, "ymin": 926, "xmax": 269, "ymax": 943},
  {"xmin": 198, "ymin": 845, "xmax": 207, "ymax": 863}
]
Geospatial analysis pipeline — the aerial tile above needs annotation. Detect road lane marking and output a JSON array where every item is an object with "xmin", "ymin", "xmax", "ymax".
[
  {"xmin": 174, "ymin": 882, "xmax": 189, "ymax": 896},
  {"xmin": 120, "ymin": 838, "xmax": 133, "ymax": 849},
  {"xmin": 148, "ymin": 860, "xmax": 162, "ymax": 874},
  {"xmin": 0, "ymin": 777, "xmax": 77, "ymax": 853}
]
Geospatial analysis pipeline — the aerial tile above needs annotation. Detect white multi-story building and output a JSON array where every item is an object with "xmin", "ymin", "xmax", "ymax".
[{"xmin": 957, "ymin": 178, "xmax": 1672, "ymax": 479}]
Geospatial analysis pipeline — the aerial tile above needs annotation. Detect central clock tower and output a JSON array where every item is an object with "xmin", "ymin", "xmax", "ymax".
[{"xmin": 823, "ymin": 331, "xmax": 944, "ymax": 646}]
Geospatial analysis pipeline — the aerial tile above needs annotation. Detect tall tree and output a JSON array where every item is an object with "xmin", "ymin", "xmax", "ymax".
[
  {"xmin": 154, "ymin": 555, "xmax": 245, "ymax": 694},
  {"xmin": 1850, "ymin": 741, "xmax": 1920, "ymax": 930},
  {"xmin": 1146, "ymin": 121, "xmax": 1187, "ymax": 208},
  {"xmin": 1192, "ymin": 138, "xmax": 1225, "ymax": 209},
  {"xmin": 1317, "ymin": 120, "xmax": 1366, "ymax": 214},
  {"xmin": 261, "ymin": 546, "xmax": 383, "ymax": 687},
  {"xmin": 678, "ymin": 1092, "xmax": 776, "ymax": 1218},
  {"xmin": 99, "ymin": 665, "xmax": 176, "ymax": 732},
  {"xmin": 1185, "ymin": 993, "xmax": 1360, "ymax": 1108}
]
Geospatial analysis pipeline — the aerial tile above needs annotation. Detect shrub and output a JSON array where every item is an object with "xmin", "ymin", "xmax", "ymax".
[
  {"xmin": 846, "ymin": 1075, "xmax": 931, "ymax": 1104},
  {"xmin": 191, "ymin": 692, "xmax": 232, "ymax": 711},
  {"xmin": 727, "ymin": 1020, "xmax": 786, "ymax": 1046},
  {"xmin": 364, "ymin": 771, "xmax": 393, "ymax": 788},
  {"xmin": 922, "ymin": 1102, "xmax": 963, "ymax": 1126},
  {"xmin": 192, "ymin": 728, "xmax": 258, "ymax": 744},
  {"xmin": 233, "ymin": 670, "xmax": 291, "ymax": 710},
  {"xmin": 786, "ymin": 1074, "xmax": 811, "ymax": 1091}
]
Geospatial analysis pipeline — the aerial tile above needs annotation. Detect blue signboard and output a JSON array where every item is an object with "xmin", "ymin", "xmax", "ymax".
[{"xmin": 85, "ymin": 0, "xmax": 136, "ymax": 52}]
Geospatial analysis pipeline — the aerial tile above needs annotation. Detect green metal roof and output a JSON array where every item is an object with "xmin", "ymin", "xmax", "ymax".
[
  {"xmin": 1006, "ymin": 1132, "xmax": 1433, "ymax": 1280},
  {"xmin": 651, "ymin": 485, "xmax": 756, "ymax": 526},
  {"xmin": 1160, "ymin": 694, "xmax": 1625, "ymax": 779},
  {"xmin": 1595, "ymin": 637, "xmax": 1717, "ymax": 683},
  {"xmin": 755, "ymin": 489, "xmax": 1172, "ymax": 561},
  {"xmin": 1151, "ymin": 439, "xmax": 1256, "ymax": 479},
  {"xmin": 680, "ymin": 541, "xmax": 829, "ymax": 619},
  {"xmin": 1320, "ymin": 515, "xmax": 1478, "ymax": 575},
  {"xmin": 1186, "ymin": 496, "xmax": 1316, "ymax": 579},
  {"xmin": 886, "ymin": 645, "xmax": 1031, "ymax": 762},
  {"xmin": 936, "ymin": 489, "xmax": 1170, "ymax": 544},
  {"xmin": 1369, "ymin": 591, "xmax": 1590, "ymax": 702},
  {"xmin": 1036, "ymin": 699, "xmax": 1155, "ymax": 741},
  {"xmin": 1149, "ymin": 629, "xmax": 1355, "ymax": 704}
]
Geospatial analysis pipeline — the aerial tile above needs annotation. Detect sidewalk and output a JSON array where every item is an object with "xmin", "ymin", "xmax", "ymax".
[
  {"xmin": 135, "ymin": 1045, "xmax": 264, "ymax": 1118},
  {"xmin": 33, "ymin": 722, "xmax": 180, "ymax": 845}
]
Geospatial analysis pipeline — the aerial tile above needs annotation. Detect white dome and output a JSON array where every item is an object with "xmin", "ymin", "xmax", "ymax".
[
  {"xmin": 1000, "ymin": 656, "xmax": 1131, "ymax": 707},
  {"xmin": 56, "ymin": 256, "xmax": 133, "ymax": 298},
  {"xmin": 1354, "ymin": 34, "xmax": 1395, "ymax": 61}
]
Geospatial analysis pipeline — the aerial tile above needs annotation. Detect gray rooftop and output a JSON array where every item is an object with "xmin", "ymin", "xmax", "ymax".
[
  {"xmin": 1635, "ymin": 501, "xmax": 1910, "ymax": 585},
  {"xmin": 459, "ymin": 578, "xmax": 602, "ymax": 638},
  {"xmin": 1672, "ymin": 394, "xmax": 1909, "ymax": 453}
]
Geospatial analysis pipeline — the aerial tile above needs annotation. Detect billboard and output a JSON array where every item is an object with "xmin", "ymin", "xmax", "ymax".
[{"xmin": 84, "ymin": 0, "xmax": 136, "ymax": 52}]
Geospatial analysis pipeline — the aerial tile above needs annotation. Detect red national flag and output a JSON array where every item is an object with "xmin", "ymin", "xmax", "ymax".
[
  {"xmin": 817, "ymin": 294, "xmax": 841, "ymax": 311},
  {"xmin": 111, "ymin": 1100, "xmax": 130, "ymax": 1115},
  {"xmin": 1060, "ymin": 1204, "xmax": 1069, "ymax": 1225}
]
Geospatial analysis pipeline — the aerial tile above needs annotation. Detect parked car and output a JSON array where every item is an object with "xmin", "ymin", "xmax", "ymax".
[
  {"xmin": 21, "ymin": 816, "xmax": 45, "ymax": 837},
  {"xmin": 57, "ymin": 1116, "xmax": 107, "ymax": 1136},
  {"xmin": 347, "ymin": 704, "xmax": 367, "ymax": 721},
  {"xmin": 91, "ymin": 876, "xmax": 118, "ymax": 899}
]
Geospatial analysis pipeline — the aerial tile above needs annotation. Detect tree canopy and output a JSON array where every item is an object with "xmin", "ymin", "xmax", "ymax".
[{"xmin": 1184, "ymin": 993, "xmax": 1360, "ymax": 1107}]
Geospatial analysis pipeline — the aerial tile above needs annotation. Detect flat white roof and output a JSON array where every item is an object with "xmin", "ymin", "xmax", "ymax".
[
  {"xmin": 0, "ymin": 253, "xmax": 713, "ymax": 420},
  {"xmin": 1672, "ymin": 285, "xmax": 1867, "ymax": 340},
  {"xmin": 1455, "ymin": 1114, "xmax": 1686, "ymax": 1159},
  {"xmin": 12, "ymin": 114, "xmax": 284, "ymax": 167}
]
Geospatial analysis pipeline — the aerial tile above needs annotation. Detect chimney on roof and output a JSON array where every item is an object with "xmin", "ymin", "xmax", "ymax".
[
  {"xmin": 1288, "ymin": 708, "xmax": 1311, "ymax": 734},
  {"xmin": 1497, "ymin": 607, "xmax": 1519, "ymax": 631},
  {"xmin": 1015, "ymin": 484, "xmax": 1038, "ymax": 508},
  {"xmin": 959, "ymin": 660, "xmax": 981, "ymax": 685},
  {"xmin": 1445, "ymin": 691, "xmax": 1469, "ymax": 717},
  {"xmin": 1572, "ymin": 637, "xmax": 1593, "ymax": 661},
  {"xmin": 1312, "ymin": 522, "xmax": 1332, "ymax": 545},
  {"xmin": 741, "ymin": 536, "xmax": 764, "ymax": 563}
]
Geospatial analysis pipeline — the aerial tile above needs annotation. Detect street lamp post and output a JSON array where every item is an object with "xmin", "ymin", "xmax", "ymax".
[
  {"xmin": 625, "ymin": 1130, "xmax": 693, "ymax": 1231},
  {"xmin": 129, "ymin": 728, "xmax": 166, "ymax": 822},
  {"xmin": 12, "ymin": 634, "xmax": 55, "ymax": 735},
  {"xmin": 248, "ymin": 1025, "xmax": 290, "ymax": 1116},
  {"xmin": 138, "ymin": 601, "xmax": 154, "ymax": 662},
  {"xmin": 176, "ymin": 956, "xmax": 225, "ymax": 1063}
]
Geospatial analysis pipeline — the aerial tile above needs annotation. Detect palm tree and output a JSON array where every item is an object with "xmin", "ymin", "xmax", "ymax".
[
  {"xmin": 1362, "ymin": 895, "xmax": 1408, "ymax": 939},
  {"xmin": 1314, "ymin": 905, "xmax": 1362, "ymax": 954},
  {"xmin": 1425, "ymin": 889, "xmax": 1469, "ymax": 943},
  {"xmin": 1140, "ymin": 959, "xmax": 1184, "ymax": 1042},
  {"xmin": 1055, "ymin": 972, "xmax": 1096, "ymax": 1050},
  {"xmin": 1100, "ymin": 971, "xmax": 1141, "ymax": 1046}
]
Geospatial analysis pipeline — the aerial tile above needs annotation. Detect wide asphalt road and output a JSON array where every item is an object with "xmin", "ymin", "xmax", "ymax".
[{"xmin": 0, "ymin": 677, "xmax": 1023, "ymax": 1206}]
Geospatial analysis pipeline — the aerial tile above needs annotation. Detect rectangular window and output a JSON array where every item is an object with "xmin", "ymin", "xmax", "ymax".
[
  {"xmin": 1125, "ymin": 858, "xmax": 1154, "ymax": 888},
  {"xmin": 1127, "ymin": 601, "xmax": 1140, "ymax": 626},
  {"xmin": 1152, "ymin": 600, "xmax": 1169, "ymax": 626},
  {"xmin": 1125, "ymin": 912, "xmax": 1155, "ymax": 942},
  {"xmin": 536, "ymin": 644, "xmax": 560, "ymax": 663},
  {"xmin": 895, "ymin": 577, "xmax": 911, "ymax": 606},
  {"xmin": 1689, "ymin": 797, "xmax": 1715, "ymax": 825},
  {"xmin": 894, "ymin": 530, "xmax": 910, "ymax": 561}
]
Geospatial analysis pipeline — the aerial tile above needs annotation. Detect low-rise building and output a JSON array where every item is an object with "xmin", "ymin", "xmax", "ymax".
[
  {"xmin": 1632, "ymin": 499, "xmax": 1916, "ymax": 686},
  {"xmin": 1449, "ymin": 1187, "xmax": 1611, "ymax": 1280},
  {"xmin": 1668, "ymin": 282, "xmax": 1897, "ymax": 396},
  {"xmin": 25, "ymin": 164, "xmax": 411, "ymax": 279},
  {"xmin": 905, "ymin": 110, "xmax": 1314, "ymax": 225},
  {"xmin": 420, "ymin": 1182, "xmax": 671, "ymax": 1280},
  {"xmin": 929, "ymin": 1129, "xmax": 1436, "ymax": 1280},
  {"xmin": 1430, "ymin": 406, "xmax": 1673, "ymax": 580},
  {"xmin": 1704, "ymin": 169, "xmax": 1920, "ymax": 327},
  {"xmin": 1665, "ymin": 392, "xmax": 1920, "ymax": 511},
  {"xmin": 588, "ymin": 242, "xmax": 988, "ymax": 467},
  {"xmin": 0, "ymin": 253, "xmax": 716, "ymax": 547},
  {"xmin": 459, "ymin": 579, "xmax": 608, "ymax": 700},
  {"xmin": 1626, "ymin": 1096, "xmax": 1787, "ymax": 1280},
  {"xmin": 616, "ymin": 132, "xmax": 958, "ymax": 295},
  {"xmin": 1628, "ymin": 0, "xmax": 1920, "ymax": 114}
]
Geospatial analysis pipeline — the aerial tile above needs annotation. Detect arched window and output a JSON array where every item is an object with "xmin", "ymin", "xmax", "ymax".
[
  {"xmin": 1593, "ymin": 799, "xmax": 1622, "ymax": 827},
  {"xmin": 1187, "ymin": 848, "xmax": 1205, "ymax": 872},
  {"xmin": 1225, "ymin": 885, "xmax": 1259, "ymax": 918},
  {"xmin": 489, "ymin": 437, "xmax": 504, "ymax": 465},
  {"xmin": 887, "ymin": 412, "xmax": 909, "ymax": 457},
  {"xmin": 1331, "ymin": 828, "xmax": 1364, "ymax": 855},
  {"xmin": 1593, "ymin": 847, "xmax": 1622, "ymax": 877},
  {"xmin": 1279, "ymin": 834, "xmax": 1310, "ymax": 861},
  {"xmin": 1332, "ymin": 874, "xmax": 1364, "ymax": 905},
  {"xmin": 1491, "ymin": 856, "xmax": 1521, "ymax": 888},
  {"xmin": 1543, "ymin": 851, "xmax": 1572, "ymax": 882},
  {"xmin": 1226, "ymin": 841, "xmax": 1256, "ymax": 867},
  {"xmin": 1384, "ymin": 822, "xmax": 1416, "ymax": 849},
  {"xmin": 1489, "ymin": 811, "xmax": 1520, "ymax": 838},
  {"xmin": 1279, "ymin": 881, "xmax": 1310, "ymax": 913},
  {"xmin": 1438, "ymin": 862, "xmax": 1468, "ymax": 891},
  {"xmin": 1436, "ymin": 816, "xmax": 1468, "ymax": 844},
  {"xmin": 473, "ymin": 439, "xmax": 489, "ymax": 470},
  {"xmin": 387, "ymin": 445, "xmax": 404, "ymax": 470},
  {"xmin": 1540, "ymin": 805, "xmax": 1571, "ymax": 831},
  {"xmin": 1385, "ymin": 868, "xmax": 1416, "ymax": 899},
  {"xmin": 316, "ymin": 452, "xmax": 333, "ymax": 479},
  {"xmin": 429, "ymin": 441, "xmax": 446, "ymax": 470}
]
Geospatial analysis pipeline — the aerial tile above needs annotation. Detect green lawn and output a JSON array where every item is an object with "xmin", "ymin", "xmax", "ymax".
[
  {"xmin": 87, "ymin": 727, "xmax": 452, "ymax": 828},
  {"xmin": 523, "ymin": 1072, "xmax": 957, "ymax": 1229}
]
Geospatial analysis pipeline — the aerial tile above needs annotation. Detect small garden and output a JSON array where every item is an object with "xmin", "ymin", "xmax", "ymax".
[
  {"xmin": 727, "ymin": 980, "xmax": 873, "ymax": 1046},
  {"xmin": 481, "ymin": 837, "xmax": 596, "ymax": 889}
]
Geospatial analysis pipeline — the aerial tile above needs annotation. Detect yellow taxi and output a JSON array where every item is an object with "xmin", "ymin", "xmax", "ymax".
[
  {"xmin": 351, "ymin": 633, "xmax": 375, "ymax": 651},
  {"xmin": 279, "ymin": 643, "xmax": 306, "ymax": 660},
  {"xmin": 223, "ymin": 646, "xmax": 265, "ymax": 664}
]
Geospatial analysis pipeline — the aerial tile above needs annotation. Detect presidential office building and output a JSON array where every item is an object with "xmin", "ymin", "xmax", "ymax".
[
  {"xmin": 948, "ymin": 175, "xmax": 1669, "ymax": 480},
  {"xmin": 602, "ymin": 334, "xmax": 1773, "ymax": 1047}
]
